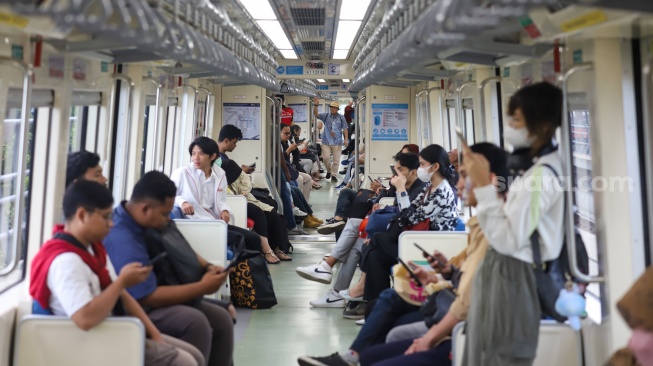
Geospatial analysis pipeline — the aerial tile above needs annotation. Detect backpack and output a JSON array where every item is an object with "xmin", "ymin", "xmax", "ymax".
[{"xmin": 530, "ymin": 163, "xmax": 590, "ymax": 322}]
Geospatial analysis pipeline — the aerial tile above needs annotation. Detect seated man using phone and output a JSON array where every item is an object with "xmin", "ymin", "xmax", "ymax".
[{"xmin": 105, "ymin": 172, "xmax": 235, "ymax": 366}]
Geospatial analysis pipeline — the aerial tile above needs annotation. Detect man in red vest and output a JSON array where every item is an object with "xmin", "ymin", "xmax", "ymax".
[{"xmin": 281, "ymin": 105, "xmax": 294, "ymax": 126}]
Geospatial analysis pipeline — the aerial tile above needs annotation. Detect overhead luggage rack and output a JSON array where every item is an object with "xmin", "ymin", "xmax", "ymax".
[
  {"xmin": 6, "ymin": 0, "xmax": 280, "ymax": 90},
  {"xmin": 349, "ymin": 0, "xmax": 562, "ymax": 95}
]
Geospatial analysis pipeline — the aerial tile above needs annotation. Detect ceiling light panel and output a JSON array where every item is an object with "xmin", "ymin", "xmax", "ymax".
[
  {"xmin": 334, "ymin": 20, "xmax": 361, "ymax": 50},
  {"xmin": 339, "ymin": 0, "xmax": 373, "ymax": 20},
  {"xmin": 240, "ymin": 0, "xmax": 277, "ymax": 20},
  {"xmin": 333, "ymin": 50, "xmax": 349, "ymax": 59},
  {"xmin": 317, "ymin": 79, "xmax": 326, "ymax": 82},
  {"xmin": 343, "ymin": 79, "xmax": 350, "ymax": 82},
  {"xmin": 257, "ymin": 20, "xmax": 294, "ymax": 50},
  {"xmin": 280, "ymin": 49, "xmax": 298, "ymax": 59}
]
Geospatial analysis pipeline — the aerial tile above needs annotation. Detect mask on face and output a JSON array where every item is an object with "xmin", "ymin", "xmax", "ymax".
[
  {"xmin": 629, "ymin": 329, "xmax": 653, "ymax": 366},
  {"xmin": 504, "ymin": 125, "xmax": 535, "ymax": 149},
  {"xmin": 417, "ymin": 164, "xmax": 435, "ymax": 182}
]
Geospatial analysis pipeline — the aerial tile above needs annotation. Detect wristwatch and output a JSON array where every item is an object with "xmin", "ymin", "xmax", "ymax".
[{"xmin": 400, "ymin": 192, "xmax": 408, "ymax": 197}]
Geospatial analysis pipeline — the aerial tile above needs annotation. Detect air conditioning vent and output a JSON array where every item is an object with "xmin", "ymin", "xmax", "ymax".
[
  {"xmin": 301, "ymin": 41, "xmax": 325, "ymax": 52},
  {"xmin": 290, "ymin": 8, "xmax": 326, "ymax": 26}
]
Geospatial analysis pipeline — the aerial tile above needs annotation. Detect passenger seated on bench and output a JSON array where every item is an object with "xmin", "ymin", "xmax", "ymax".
[
  {"xmin": 104, "ymin": 172, "xmax": 235, "ymax": 366},
  {"xmin": 171, "ymin": 136, "xmax": 271, "ymax": 258},
  {"xmin": 222, "ymin": 159, "xmax": 292, "ymax": 262},
  {"xmin": 30, "ymin": 180, "xmax": 203, "ymax": 366},
  {"xmin": 361, "ymin": 144, "xmax": 458, "ymax": 305},
  {"xmin": 66, "ymin": 150, "xmax": 108, "ymax": 187},
  {"xmin": 356, "ymin": 142, "xmax": 509, "ymax": 366},
  {"xmin": 297, "ymin": 153, "xmax": 424, "ymax": 309}
]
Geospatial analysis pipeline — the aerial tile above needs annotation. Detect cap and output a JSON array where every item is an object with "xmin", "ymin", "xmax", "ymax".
[{"xmin": 329, "ymin": 101, "xmax": 340, "ymax": 108}]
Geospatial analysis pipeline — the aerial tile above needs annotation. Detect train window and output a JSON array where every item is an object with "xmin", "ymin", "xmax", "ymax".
[
  {"xmin": 0, "ymin": 107, "xmax": 36, "ymax": 293},
  {"xmin": 141, "ymin": 106, "xmax": 151, "ymax": 177},
  {"xmin": 568, "ymin": 98, "xmax": 603, "ymax": 321}
]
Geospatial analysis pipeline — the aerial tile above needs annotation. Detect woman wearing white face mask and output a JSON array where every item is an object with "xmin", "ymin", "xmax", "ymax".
[{"xmin": 462, "ymin": 82, "xmax": 564, "ymax": 366}]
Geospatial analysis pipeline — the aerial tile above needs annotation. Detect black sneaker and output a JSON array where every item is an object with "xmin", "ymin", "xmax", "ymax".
[
  {"xmin": 326, "ymin": 172, "xmax": 331, "ymax": 179},
  {"xmin": 297, "ymin": 353, "xmax": 354, "ymax": 366},
  {"xmin": 342, "ymin": 302, "xmax": 366, "ymax": 320},
  {"xmin": 338, "ymin": 170, "xmax": 347, "ymax": 175},
  {"xmin": 317, "ymin": 220, "xmax": 346, "ymax": 235},
  {"xmin": 331, "ymin": 176, "xmax": 338, "ymax": 183}
]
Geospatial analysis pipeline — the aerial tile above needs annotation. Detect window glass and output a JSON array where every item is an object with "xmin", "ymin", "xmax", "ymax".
[{"xmin": 0, "ymin": 107, "xmax": 36, "ymax": 293}]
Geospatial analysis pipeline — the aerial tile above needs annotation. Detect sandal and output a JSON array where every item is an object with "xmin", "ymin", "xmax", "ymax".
[
  {"xmin": 274, "ymin": 249, "xmax": 292, "ymax": 261},
  {"xmin": 263, "ymin": 250, "xmax": 280, "ymax": 264}
]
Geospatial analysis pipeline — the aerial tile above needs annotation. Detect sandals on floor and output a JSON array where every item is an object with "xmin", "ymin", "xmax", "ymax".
[
  {"xmin": 263, "ymin": 250, "xmax": 280, "ymax": 264},
  {"xmin": 274, "ymin": 250, "xmax": 292, "ymax": 261}
]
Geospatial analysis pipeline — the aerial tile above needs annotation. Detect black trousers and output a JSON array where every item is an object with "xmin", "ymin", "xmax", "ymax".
[
  {"xmin": 361, "ymin": 231, "xmax": 399, "ymax": 302},
  {"xmin": 227, "ymin": 224, "xmax": 262, "ymax": 252},
  {"xmin": 246, "ymin": 203, "xmax": 291, "ymax": 252}
]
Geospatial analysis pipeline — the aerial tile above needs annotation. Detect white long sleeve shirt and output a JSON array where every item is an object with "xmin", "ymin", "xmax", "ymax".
[
  {"xmin": 170, "ymin": 164, "xmax": 232, "ymax": 220},
  {"xmin": 473, "ymin": 152, "xmax": 564, "ymax": 263}
]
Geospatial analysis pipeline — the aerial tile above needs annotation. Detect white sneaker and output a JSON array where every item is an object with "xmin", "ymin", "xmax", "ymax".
[
  {"xmin": 338, "ymin": 289, "xmax": 364, "ymax": 302},
  {"xmin": 309, "ymin": 289, "xmax": 345, "ymax": 308},
  {"xmin": 293, "ymin": 207, "xmax": 308, "ymax": 217},
  {"xmin": 355, "ymin": 319, "xmax": 365, "ymax": 326},
  {"xmin": 296, "ymin": 261, "xmax": 333, "ymax": 284}
]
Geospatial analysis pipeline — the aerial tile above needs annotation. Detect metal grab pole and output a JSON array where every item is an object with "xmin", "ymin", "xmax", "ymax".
[
  {"xmin": 113, "ymin": 75, "xmax": 134, "ymax": 201},
  {"xmin": 143, "ymin": 77, "xmax": 162, "ymax": 171},
  {"xmin": 478, "ymin": 76, "xmax": 501, "ymax": 142},
  {"xmin": 197, "ymin": 87, "xmax": 212, "ymax": 137},
  {"xmin": 415, "ymin": 90, "xmax": 427, "ymax": 150},
  {"xmin": 182, "ymin": 84, "xmax": 199, "ymax": 139},
  {"xmin": 354, "ymin": 95, "xmax": 366, "ymax": 191},
  {"xmin": 0, "ymin": 58, "xmax": 32, "ymax": 276},
  {"xmin": 274, "ymin": 97, "xmax": 283, "ymax": 192},
  {"xmin": 424, "ymin": 87, "xmax": 441, "ymax": 146},
  {"xmin": 455, "ymin": 81, "xmax": 475, "ymax": 166},
  {"xmin": 561, "ymin": 63, "xmax": 602, "ymax": 283},
  {"xmin": 265, "ymin": 96, "xmax": 282, "ymax": 211}
]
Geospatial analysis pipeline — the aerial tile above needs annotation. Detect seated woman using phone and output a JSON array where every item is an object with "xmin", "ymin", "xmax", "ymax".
[{"xmin": 291, "ymin": 125, "xmax": 321, "ymax": 180}]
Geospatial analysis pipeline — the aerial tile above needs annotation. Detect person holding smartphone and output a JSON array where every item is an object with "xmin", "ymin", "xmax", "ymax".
[{"xmin": 313, "ymin": 97, "xmax": 349, "ymax": 183}]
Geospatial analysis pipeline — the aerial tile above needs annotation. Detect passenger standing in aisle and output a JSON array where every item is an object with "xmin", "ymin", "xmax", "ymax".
[
  {"xmin": 462, "ymin": 82, "xmax": 565, "ymax": 366},
  {"xmin": 313, "ymin": 97, "xmax": 349, "ymax": 182}
]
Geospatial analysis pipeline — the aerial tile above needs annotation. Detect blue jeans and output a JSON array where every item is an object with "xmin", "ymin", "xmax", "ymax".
[
  {"xmin": 359, "ymin": 339, "xmax": 452, "ymax": 366},
  {"xmin": 279, "ymin": 172, "xmax": 296, "ymax": 229},
  {"xmin": 290, "ymin": 186, "xmax": 313, "ymax": 215},
  {"xmin": 350, "ymin": 288, "xmax": 421, "ymax": 353},
  {"xmin": 335, "ymin": 189, "xmax": 356, "ymax": 217}
]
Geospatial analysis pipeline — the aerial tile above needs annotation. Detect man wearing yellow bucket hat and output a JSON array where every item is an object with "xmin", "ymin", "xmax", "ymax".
[{"xmin": 313, "ymin": 97, "xmax": 349, "ymax": 183}]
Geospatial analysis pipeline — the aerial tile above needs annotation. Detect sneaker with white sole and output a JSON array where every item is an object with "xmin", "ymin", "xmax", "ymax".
[
  {"xmin": 298, "ymin": 353, "xmax": 354, "ymax": 366},
  {"xmin": 308, "ymin": 289, "xmax": 345, "ymax": 308},
  {"xmin": 342, "ymin": 302, "xmax": 366, "ymax": 319},
  {"xmin": 338, "ymin": 289, "xmax": 363, "ymax": 302},
  {"xmin": 288, "ymin": 227, "xmax": 308, "ymax": 236},
  {"xmin": 317, "ymin": 220, "xmax": 346, "ymax": 235},
  {"xmin": 355, "ymin": 319, "xmax": 365, "ymax": 326},
  {"xmin": 296, "ymin": 261, "xmax": 333, "ymax": 284},
  {"xmin": 293, "ymin": 207, "xmax": 308, "ymax": 217}
]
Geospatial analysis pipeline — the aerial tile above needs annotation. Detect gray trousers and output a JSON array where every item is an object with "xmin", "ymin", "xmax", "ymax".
[
  {"xmin": 385, "ymin": 321, "xmax": 429, "ymax": 343},
  {"xmin": 331, "ymin": 218, "xmax": 364, "ymax": 292},
  {"xmin": 149, "ymin": 300, "xmax": 234, "ymax": 366},
  {"xmin": 145, "ymin": 334, "xmax": 205, "ymax": 366}
]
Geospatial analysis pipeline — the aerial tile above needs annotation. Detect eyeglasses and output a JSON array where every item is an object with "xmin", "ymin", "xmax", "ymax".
[
  {"xmin": 282, "ymin": 132, "xmax": 291, "ymax": 135},
  {"xmin": 88, "ymin": 210, "xmax": 113, "ymax": 221}
]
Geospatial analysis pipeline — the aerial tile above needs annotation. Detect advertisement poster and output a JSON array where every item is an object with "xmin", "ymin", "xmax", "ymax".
[
  {"xmin": 223, "ymin": 103, "xmax": 261, "ymax": 140},
  {"xmin": 371, "ymin": 104, "xmax": 409, "ymax": 141},
  {"xmin": 289, "ymin": 103, "xmax": 308, "ymax": 123}
]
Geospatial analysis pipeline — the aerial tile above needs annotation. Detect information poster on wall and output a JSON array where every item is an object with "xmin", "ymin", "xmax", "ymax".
[
  {"xmin": 289, "ymin": 103, "xmax": 308, "ymax": 123},
  {"xmin": 371, "ymin": 104, "xmax": 409, "ymax": 141},
  {"xmin": 223, "ymin": 103, "xmax": 261, "ymax": 140}
]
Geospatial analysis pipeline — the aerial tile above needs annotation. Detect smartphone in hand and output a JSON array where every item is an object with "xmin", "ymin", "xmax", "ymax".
[
  {"xmin": 397, "ymin": 257, "xmax": 423, "ymax": 287},
  {"xmin": 147, "ymin": 252, "xmax": 168, "ymax": 266},
  {"xmin": 390, "ymin": 165, "xmax": 398, "ymax": 176}
]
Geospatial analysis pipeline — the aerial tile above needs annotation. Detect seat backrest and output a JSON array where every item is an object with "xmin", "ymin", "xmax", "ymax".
[
  {"xmin": 398, "ymin": 231, "xmax": 468, "ymax": 265},
  {"xmin": 251, "ymin": 172, "xmax": 269, "ymax": 190},
  {"xmin": 226, "ymin": 195, "xmax": 248, "ymax": 229},
  {"xmin": 174, "ymin": 219, "xmax": 229, "ymax": 267},
  {"xmin": 14, "ymin": 315, "xmax": 144, "ymax": 366},
  {"xmin": 451, "ymin": 321, "xmax": 583, "ymax": 366}
]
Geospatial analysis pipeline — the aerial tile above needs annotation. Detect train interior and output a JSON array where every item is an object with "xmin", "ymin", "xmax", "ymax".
[{"xmin": 0, "ymin": 0, "xmax": 653, "ymax": 365}]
